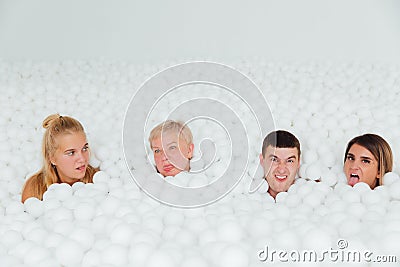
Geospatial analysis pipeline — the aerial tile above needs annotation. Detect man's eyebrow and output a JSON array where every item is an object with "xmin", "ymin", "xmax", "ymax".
[{"xmin": 268, "ymin": 154, "xmax": 297, "ymax": 160}]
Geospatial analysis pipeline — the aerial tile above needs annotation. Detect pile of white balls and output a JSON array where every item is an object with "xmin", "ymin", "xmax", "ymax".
[{"xmin": 0, "ymin": 59, "xmax": 399, "ymax": 266}]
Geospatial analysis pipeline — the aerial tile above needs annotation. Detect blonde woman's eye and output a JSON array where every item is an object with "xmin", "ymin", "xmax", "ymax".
[
  {"xmin": 154, "ymin": 149, "xmax": 160, "ymax": 153},
  {"xmin": 67, "ymin": 151, "xmax": 75, "ymax": 156}
]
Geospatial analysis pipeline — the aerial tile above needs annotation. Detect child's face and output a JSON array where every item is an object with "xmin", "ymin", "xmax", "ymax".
[
  {"xmin": 50, "ymin": 132, "xmax": 89, "ymax": 185},
  {"xmin": 151, "ymin": 130, "xmax": 194, "ymax": 177},
  {"xmin": 344, "ymin": 143, "xmax": 380, "ymax": 188}
]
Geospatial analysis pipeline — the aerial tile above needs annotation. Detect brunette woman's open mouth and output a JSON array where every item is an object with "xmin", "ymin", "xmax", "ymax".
[{"xmin": 348, "ymin": 173, "xmax": 360, "ymax": 186}]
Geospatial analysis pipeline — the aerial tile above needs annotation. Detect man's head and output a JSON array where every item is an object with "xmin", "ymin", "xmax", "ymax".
[
  {"xmin": 149, "ymin": 120, "xmax": 194, "ymax": 177},
  {"xmin": 259, "ymin": 130, "xmax": 301, "ymax": 199}
]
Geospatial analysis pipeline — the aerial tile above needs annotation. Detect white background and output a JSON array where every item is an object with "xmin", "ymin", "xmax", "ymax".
[{"xmin": 0, "ymin": 0, "xmax": 400, "ymax": 63}]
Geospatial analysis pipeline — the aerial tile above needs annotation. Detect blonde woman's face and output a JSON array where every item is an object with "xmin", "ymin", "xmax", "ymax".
[
  {"xmin": 344, "ymin": 143, "xmax": 381, "ymax": 189},
  {"xmin": 151, "ymin": 131, "xmax": 194, "ymax": 177},
  {"xmin": 50, "ymin": 132, "xmax": 89, "ymax": 185}
]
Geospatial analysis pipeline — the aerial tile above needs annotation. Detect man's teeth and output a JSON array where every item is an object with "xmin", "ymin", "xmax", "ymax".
[
  {"xmin": 350, "ymin": 173, "xmax": 359, "ymax": 178},
  {"xmin": 276, "ymin": 175, "xmax": 287, "ymax": 179}
]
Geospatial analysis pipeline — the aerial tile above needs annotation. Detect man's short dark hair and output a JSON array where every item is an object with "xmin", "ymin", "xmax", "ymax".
[{"xmin": 261, "ymin": 130, "xmax": 301, "ymax": 158}]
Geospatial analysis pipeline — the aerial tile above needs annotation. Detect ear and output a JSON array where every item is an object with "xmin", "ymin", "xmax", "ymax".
[
  {"xmin": 259, "ymin": 153, "xmax": 264, "ymax": 165},
  {"xmin": 377, "ymin": 170, "xmax": 382, "ymax": 179},
  {"xmin": 187, "ymin": 143, "xmax": 194, "ymax": 159},
  {"xmin": 49, "ymin": 155, "xmax": 56, "ymax": 166}
]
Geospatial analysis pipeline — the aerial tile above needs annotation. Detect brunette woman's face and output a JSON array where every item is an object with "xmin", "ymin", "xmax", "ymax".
[
  {"xmin": 344, "ymin": 143, "xmax": 381, "ymax": 189},
  {"xmin": 50, "ymin": 132, "xmax": 89, "ymax": 185}
]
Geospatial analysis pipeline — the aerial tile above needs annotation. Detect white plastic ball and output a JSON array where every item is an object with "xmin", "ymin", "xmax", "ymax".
[
  {"xmin": 361, "ymin": 190, "xmax": 381, "ymax": 205},
  {"xmin": 302, "ymin": 228, "xmax": 333, "ymax": 251},
  {"xmin": 47, "ymin": 206, "xmax": 73, "ymax": 222},
  {"xmin": 55, "ymin": 239, "xmax": 84, "ymax": 266},
  {"xmin": 175, "ymin": 228, "xmax": 197, "ymax": 246},
  {"xmin": 383, "ymin": 172, "xmax": 400, "ymax": 186},
  {"xmin": 218, "ymin": 245, "xmax": 249, "ymax": 267},
  {"xmin": 44, "ymin": 233, "xmax": 64, "ymax": 248},
  {"xmin": 246, "ymin": 216, "xmax": 272, "ymax": 238},
  {"xmin": 2, "ymin": 230, "xmax": 23, "ymax": 248},
  {"xmin": 389, "ymin": 180, "xmax": 400, "ymax": 200},
  {"xmin": 275, "ymin": 191, "xmax": 288, "ymax": 203},
  {"xmin": 305, "ymin": 163, "xmax": 323, "ymax": 181},
  {"xmin": 110, "ymin": 222, "xmax": 134, "ymax": 246},
  {"xmin": 52, "ymin": 219, "xmax": 75, "ymax": 236},
  {"xmin": 283, "ymin": 194, "xmax": 301, "ymax": 208},
  {"xmin": 274, "ymin": 203, "xmax": 291, "ymax": 219},
  {"xmin": 342, "ymin": 190, "xmax": 361, "ymax": 203},
  {"xmin": 100, "ymin": 195, "xmax": 121, "ymax": 214},
  {"xmin": 147, "ymin": 250, "xmax": 177, "ymax": 267},
  {"xmin": 320, "ymin": 170, "xmax": 338, "ymax": 186},
  {"xmin": 128, "ymin": 242, "xmax": 154, "ymax": 266},
  {"xmin": 0, "ymin": 255, "xmax": 21, "ymax": 266},
  {"xmin": 5, "ymin": 201, "xmax": 25, "ymax": 215},
  {"xmin": 180, "ymin": 256, "xmax": 209, "ymax": 267},
  {"xmin": 82, "ymin": 249, "xmax": 101, "ymax": 267},
  {"xmin": 380, "ymin": 232, "xmax": 400, "ymax": 256},
  {"xmin": 339, "ymin": 217, "xmax": 361, "ymax": 237},
  {"xmin": 23, "ymin": 246, "xmax": 51, "ymax": 264},
  {"xmin": 163, "ymin": 210, "xmax": 185, "ymax": 226},
  {"xmin": 303, "ymin": 191, "xmax": 324, "ymax": 208},
  {"xmin": 302, "ymin": 150, "xmax": 318, "ymax": 164},
  {"xmin": 353, "ymin": 182, "xmax": 372, "ymax": 193},
  {"xmin": 24, "ymin": 227, "xmax": 48, "ymax": 244},
  {"xmin": 74, "ymin": 202, "xmax": 96, "ymax": 221},
  {"xmin": 47, "ymin": 183, "xmax": 73, "ymax": 201},
  {"xmin": 217, "ymin": 220, "xmax": 244, "ymax": 242},
  {"xmin": 69, "ymin": 227, "xmax": 95, "ymax": 251},
  {"xmin": 101, "ymin": 244, "xmax": 128, "ymax": 266},
  {"xmin": 92, "ymin": 170, "xmax": 111, "ymax": 184}
]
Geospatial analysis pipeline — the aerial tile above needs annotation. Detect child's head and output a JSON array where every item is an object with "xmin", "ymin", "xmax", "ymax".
[
  {"xmin": 42, "ymin": 114, "xmax": 91, "ymax": 186},
  {"xmin": 149, "ymin": 120, "xmax": 194, "ymax": 177}
]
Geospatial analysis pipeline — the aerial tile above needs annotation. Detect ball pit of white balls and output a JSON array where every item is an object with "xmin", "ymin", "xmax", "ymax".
[{"xmin": 0, "ymin": 60, "xmax": 400, "ymax": 266}]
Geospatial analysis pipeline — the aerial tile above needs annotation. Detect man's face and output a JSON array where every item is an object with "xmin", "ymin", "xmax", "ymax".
[
  {"xmin": 151, "ymin": 130, "xmax": 194, "ymax": 177},
  {"xmin": 259, "ymin": 145, "xmax": 300, "ymax": 198}
]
